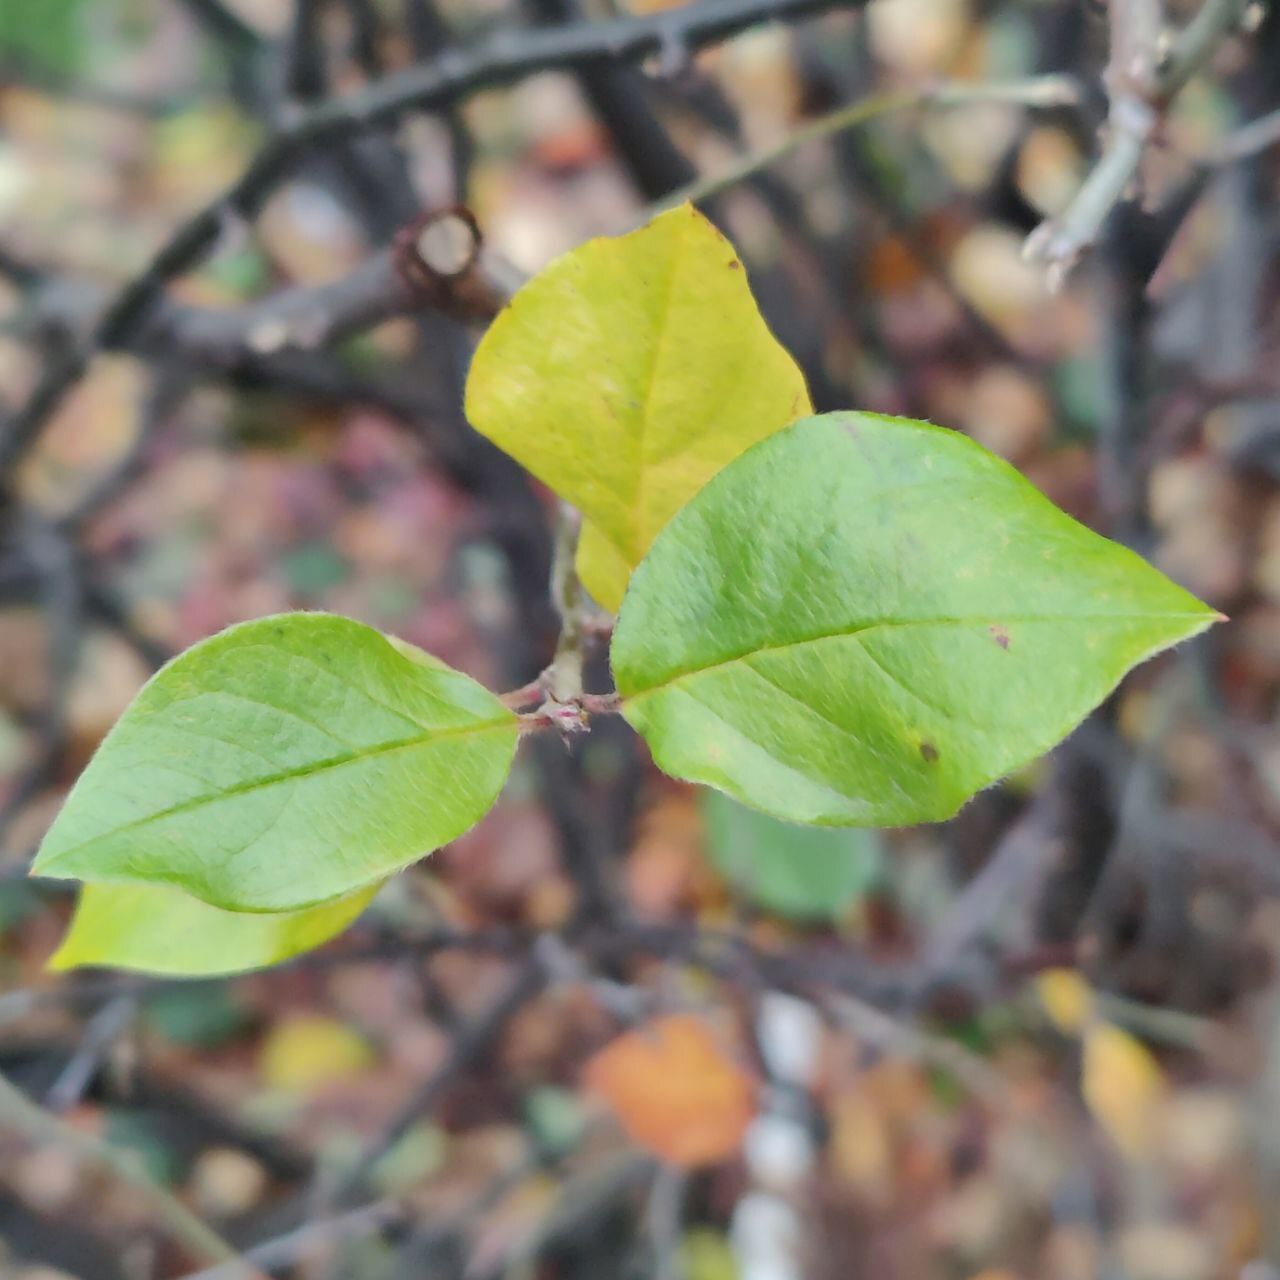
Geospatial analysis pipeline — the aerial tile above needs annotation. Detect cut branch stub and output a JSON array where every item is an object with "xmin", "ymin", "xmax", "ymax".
[{"xmin": 392, "ymin": 206, "xmax": 513, "ymax": 319}]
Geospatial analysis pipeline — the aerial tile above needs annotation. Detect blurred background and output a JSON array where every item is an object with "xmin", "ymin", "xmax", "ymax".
[{"xmin": 1, "ymin": 0, "xmax": 1279, "ymax": 1277}]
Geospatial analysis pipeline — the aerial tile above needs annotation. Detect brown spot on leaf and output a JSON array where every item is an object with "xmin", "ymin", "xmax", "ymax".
[
  {"xmin": 727, "ymin": 259, "xmax": 741, "ymax": 270},
  {"xmin": 988, "ymin": 625, "xmax": 1011, "ymax": 650},
  {"xmin": 919, "ymin": 741, "xmax": 939, "ymax": 763}
]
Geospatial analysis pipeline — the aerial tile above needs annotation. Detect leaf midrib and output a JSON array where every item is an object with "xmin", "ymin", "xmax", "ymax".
[
  {"xmin": 630, "ymin": 216, "xmax": 687, "ymax": 564},
  {"xmin": 35, "ymin": 714, "xmax": 517, "ymax": 873},
  {"xmin": 620, "ymin": 610, "xmax": 1213, "ymax": 701}
]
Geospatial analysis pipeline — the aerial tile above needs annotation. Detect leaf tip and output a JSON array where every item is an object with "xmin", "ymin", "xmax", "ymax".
[
  {"xmin": 27, "ymin": 845, "xmax": 68, "ymax": 881},
  {"xmin": 45, "ymin": 941, "xmax": 80, "ymax": 973}
]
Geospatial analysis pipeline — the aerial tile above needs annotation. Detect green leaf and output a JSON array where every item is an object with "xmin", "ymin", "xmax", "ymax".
[
  {"xmin": 50, "ymin": 880, "xmax": 378, "ymax": 976},
  {"xmin": 613, "ymin": 414, "xmax": 1220, "ymax": 826},
  {"xmin": 142, "ymin": 986, "xmax": 251, "ymax": 1048},
  {"xmin": 32, "ymin": 613, "xmax": 519, "ymax": 911},
  {"xmin": 701, "ymin": 790, "xmax": 881, "ymax": 921},
  {"xmin": 464, "ymin": 203, "xmax": 810, "ymax": 613}
]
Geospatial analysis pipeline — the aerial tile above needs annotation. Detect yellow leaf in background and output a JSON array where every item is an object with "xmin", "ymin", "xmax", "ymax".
[
  {"xmin": 583, "ymin": 1014, "xmax": 756, "ymax": 1167},
  {"xmin": 260, "ymin": 1015, "xmax": 375, "ymax": 1093},
  {"xmin": 828, "ymin": 1087, "xmax": 893, "ymax": 1205},
  {"xmin": 1082, "ymin": 1022, "xmax": 1164, "ymax": 1158},
  {"xmin": 1035, "ymin": 967, "xmax": 1094, "ymax": 1034},
  {"xmin": 681, "ymin": 1228, "xmax": 739, "ymax": 1280},
  {"xmin": 465, "ymin": 203, "xmax": 810, "ymax": 612}
]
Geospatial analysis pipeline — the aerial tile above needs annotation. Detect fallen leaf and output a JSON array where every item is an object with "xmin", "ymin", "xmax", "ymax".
[
  {"xmin": 584, "ymin": 1014, "xmax": 756, "ymax": 1167},
  {"xmin": 1035, "ymin": 968, "xmax": 1094, "ymax": 1034},
  {"xmin": 1082, "ymin": 1022, "xmax": 1164, "ymax": 1158},
  {"xmin": 260, "ymin": 1015, "xmax": 374, "ymax": 1093}
]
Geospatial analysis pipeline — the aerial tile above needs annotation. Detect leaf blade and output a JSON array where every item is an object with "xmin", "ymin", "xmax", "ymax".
[
  {"xmin": 464, "ymin": 203, "xmax": 810, "ymax": 612},
  {"xmin": 613, "ymin": 413, "xmax": 1219, "ymax": 826},
  {"xmin": 32, "ymin": 613, "xmax": 519, "ymax": 911},
  {"xmin": 701, "ymin": 789, "xmax": 882, "ymax": 921},
  {"xmin": 50, "ymin": 880, "xmax": 378, "ymax": 977}
]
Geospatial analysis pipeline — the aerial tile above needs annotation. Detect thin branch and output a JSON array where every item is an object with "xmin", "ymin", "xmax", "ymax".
[
  {"xmin": 0, "ymin": 1070, "xmax": 247, "ymax": 1271},
  {"xmin": 0, "ymin": 0, "xmax": 862, "ymax": 471},
  {"xmin": 1216, "ymin": 104, "xmax": 1280, "ymax": 162},
  {"xmin": 324, "ymin": 956, "xmax": 549, "ymax": 1203},
  {"xmin": 1160, "ymin": 0, "xmax": 1255, "ymax": 97},
  {"xmin": 660, "ymin": 74, "xmax": 1080, "ymax": 212},
  {"xmin": 181, "ymin": 1198, "xmax": 406, "ymax": 1280},
  {"xmin": 1024, "ymin": 0, "xmax": 1254, "ymax": 284},
  {"xmin": 546, "ymin": 502, "xmax": 587, "ymax": 705}
]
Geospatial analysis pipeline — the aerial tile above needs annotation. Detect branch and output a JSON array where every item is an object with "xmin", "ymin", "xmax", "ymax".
[
  {"xmin": 0, "ymin": 1070, "xmax": 247, "ymax": 1271},
  {"xmin": 660, "ymin": 74, "xmax": 1080, "ymax": 212},
  {"xmin": 1216, "ymin": 104, "xmax": 1280, "ymax": 163},
  {"xmin": 546, "ymin": 502, "xmax": 587, "ymax": 705},
  {"xmin": 1024, "ymin": 0, "xmax": 1254, "ymax": 285},
  {"xmin": 0, "ymin": 0, "xmax": 861, "ymax": 470},
  {"xmin": 19, "ymin": 209, "xmax": 515, "ymax": 369}
]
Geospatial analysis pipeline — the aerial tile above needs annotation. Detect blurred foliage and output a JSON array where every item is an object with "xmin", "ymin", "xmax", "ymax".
[{"xmin": 0, "ymin": 0, "xmax": 1278, "ymax": 1277}]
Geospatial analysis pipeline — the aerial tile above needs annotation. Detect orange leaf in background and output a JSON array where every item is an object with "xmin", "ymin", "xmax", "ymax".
[{"xmin": 584, "ymin": 1014, "xmax": 756, "ymax": 1167}]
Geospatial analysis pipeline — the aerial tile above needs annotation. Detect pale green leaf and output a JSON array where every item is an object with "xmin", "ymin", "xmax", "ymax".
[
  {"xmin": 464, "ymin": 203, "xmax": 810, "ymax": 612},
  {"xmin": 701, "ymin": 790, "xmax": 881, "ymax": 921},
  {"xmin": 613, "ymin": 414, "xmax": 1220, "ymax": 826},
  {"xmin": 32, "ymin": 613, "xmax": 519, "ymax": 911},
  {"xmin": 50, "ymin": 880, "xmax": 378, "ymax": 976}
]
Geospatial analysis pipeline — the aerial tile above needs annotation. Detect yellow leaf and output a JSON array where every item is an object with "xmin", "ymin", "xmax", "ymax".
[
  {"xmin": 49, "ymin": 880, "xmax": 377, "ymax": 977},
  {"xmin": 583, "ymin": 1014, "xmax": 756, "ymax": 1167},
  {"xmin": 260, "ymin": 1015, "xmax": 374, "ymax": 1093},
  {"xmin": 465, "ymin": 204, "xmax": 810, "ymax": 612},
  {"xmin": 681, "ymin": 1228, "xmax": 739, "ymax": 1280},
  {"xmin": 1035, "ymin": 967, "xmax": 1094, "ymax": 1034},
  {"xmin": 1082, "ymin": 1022, "xmax": 1164, "ymax": 1157},
  {"xmin": 828, "ymin": 1087, "xmax": 893, "ymax": 1203}
]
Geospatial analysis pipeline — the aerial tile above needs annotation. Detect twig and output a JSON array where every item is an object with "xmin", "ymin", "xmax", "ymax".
[
  {"xmin": 662, "ymin": 74, "xmax": 1081, "ymax": 212},
  {"xmin": 1025, "ymin": 0, "xmax": 1254, "ymax": 284},
  {"xmin": 44, "ymin": 995, "xmax": 137, "ymax": 1113},
  {"xmin": 22, "ymin": 209, "xmax": 516, "ymax": 370},
  {"xmin": 1216, "ymin": 104, "xmax": 1280, "ymax": 162},
  {"xmin": 0, "ymin": 0, "xmax": 862, "ymax": 470},
  {"xmin": 527, "ymin": 0, "xmax": 699, "ymax": 201},
  {"xmin": 647, "ymin": 1164, "xmax": 689, "ymax": 1280},
  {"xmin": 0, "ymin": 1069, "xmax": 247, "ymax": 1270},
  {"xmin": 180, "ymin": 1198, "xmax": 406, "ymax": 1280},
  {"xmin": 546, "ymin": 502, "xmax": 587, "ymax": 705},
  {"xmin": 825, "ymin": 993, "xmax": 1006, "ymax": 1104},
  {"xmin": 325, "ymin": 956, "xmax": 549, "ymax": 1203},
  {"xmin": 1160, "ymin": 0, "xmax": 1256, "ymax": 97}
]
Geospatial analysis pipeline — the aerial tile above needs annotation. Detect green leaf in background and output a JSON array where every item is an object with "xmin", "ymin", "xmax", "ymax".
[
  {"xmin": 142, "ymin": 985, "xmax": 251, "ymax": 1049},
  {"xmin": 32, "ymin": 613, "xmax": 519, "ymax": 911},
  {"xmin": 701, "ymin": 790, "xmax": 881, "ymax": 922},
  {"xmin": 465, "ymin": 203, "xmax": 810, "ymax": 612},
  {"xmin": 50, "ymin": 880, "xmax": 379, "ymax": 976},
  {"xmin": 613, "ymin": 413, "xmax": 1220, "ymax": 826},
  {"xmin": 0, "ymin": 0, "xmax": 86, "ymax": 77}
]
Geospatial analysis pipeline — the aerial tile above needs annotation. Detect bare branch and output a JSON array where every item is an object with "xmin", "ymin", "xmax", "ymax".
[
  {"xmin": 0, "ymin": 1070, "xmax": 246, "ymax": 1271},
  {"xmin": 1024, "ymin": 0, "xmax": 1254, "ymax": 284},
  {"xmin": 0, "ymin": 0, "xmax": 863, "ymax": 471}
]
